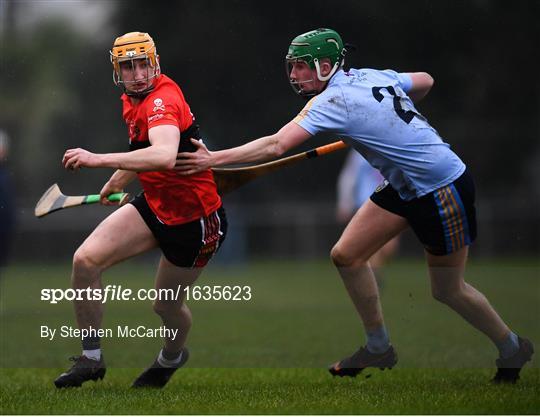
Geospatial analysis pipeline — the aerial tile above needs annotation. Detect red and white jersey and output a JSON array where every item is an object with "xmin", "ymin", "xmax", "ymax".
[{"xmin": 121, "ymin": 74, "xmax": 221, "ymax": 225}]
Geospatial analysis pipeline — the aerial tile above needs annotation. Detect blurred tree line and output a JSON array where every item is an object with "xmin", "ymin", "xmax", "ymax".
[{"xmin": 1, "ymin": 0, "xmax": 539, "ymax": 208}]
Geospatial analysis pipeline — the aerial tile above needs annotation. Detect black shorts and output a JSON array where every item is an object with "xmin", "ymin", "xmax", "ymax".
[
  {"xmin": 130, "ymin": 194, "xmax": 227, "ymax": 268},
  {"xmin": 370, "ymin": 170, "xmax": 477, "ymax": 256}
]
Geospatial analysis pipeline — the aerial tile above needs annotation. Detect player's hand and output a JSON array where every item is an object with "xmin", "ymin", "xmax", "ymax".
[
  {"xmin": 174, "ymin": 138, "xmax": 213, "ymax": 175},
  {"xmin": 62, "ymin": 148, "xmax": 101, "ymax": 170},
  {"xmin": 99, "ymin": 181, "xmax": 123, "ymax": 206}
]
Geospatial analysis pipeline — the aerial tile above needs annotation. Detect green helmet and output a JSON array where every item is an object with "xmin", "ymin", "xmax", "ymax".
[{"xmin": 286, "ymin": 28, "xmax": 346, "ymax": 96}]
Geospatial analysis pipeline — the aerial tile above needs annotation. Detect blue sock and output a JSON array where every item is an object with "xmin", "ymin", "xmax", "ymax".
[
  {"xmin": 496, "ymin": 331, "xmax": 519, "ymax": 359},
  {"xmin": 366, "ymin": 325, "xmax": 390, "ymax": 354}
]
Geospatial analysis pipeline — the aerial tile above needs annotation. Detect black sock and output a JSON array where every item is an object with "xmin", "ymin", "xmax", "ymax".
[
  {"xmin": 82, "ymin": 335, "xmax": 101, "ymax": 351},
  {"xmin": 162, "ymin": 348, "xmax": 182, "ymax": 361}
]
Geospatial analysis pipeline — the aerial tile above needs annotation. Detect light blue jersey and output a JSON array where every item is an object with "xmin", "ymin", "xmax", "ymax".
[{"xmin": 294, "ymin": 68, "xmax": 465, "ymax": 200}]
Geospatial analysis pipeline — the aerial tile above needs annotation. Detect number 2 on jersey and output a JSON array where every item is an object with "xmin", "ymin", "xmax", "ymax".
[{"xmin": 372, "ymin": 86, "xmax": 417, "ymax": 124}]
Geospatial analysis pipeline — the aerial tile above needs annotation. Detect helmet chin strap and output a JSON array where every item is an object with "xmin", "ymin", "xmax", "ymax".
[
  {"xmin": 314, "ymin": 58, "xmax": 340, "ymax": 82},
  {"xmin": 297, "ymin": 61, "xmax": 336, "ymax": 97}
]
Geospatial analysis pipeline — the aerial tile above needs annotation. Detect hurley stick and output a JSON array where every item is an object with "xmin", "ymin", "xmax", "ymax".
[
  {"xmin": 35, "ymin": 183, "xmax": 130, "ymax": 218},
  {"xmin": 212, "ymin": 140, "xmax": 348, "ymax": 195}
]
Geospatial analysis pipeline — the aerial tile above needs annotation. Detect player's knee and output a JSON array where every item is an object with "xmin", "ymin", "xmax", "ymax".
[
  {"xmin": 331, "ymin": 244, "xmax": 367, "ymax": 268},
  {"xmin": 152, "ymin": 301, "xmax": 169, "ymax": 317},
  {"xmin": 331, "ymin": 244, "xmax": 348, "ymax": 267},
  {"xmin": 153, "ymin": 300, "xmax": 181, "ymax": 318},
  {"xmin": 72, "ymin": 247, "xmax": 102, "ymax": 275}
]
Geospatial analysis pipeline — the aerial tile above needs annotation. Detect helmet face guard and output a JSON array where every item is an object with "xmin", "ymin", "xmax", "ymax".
[
  {"xmin": 285, "ymin": 57, "xmax": 317, "ymax": 98},
  {"xmin": 285, "ymin": 28, "xmax": 346, "ymax": 97},
  {"xmin": 110, "ymin": 32, "xmax": 160, "ymax": 97}
]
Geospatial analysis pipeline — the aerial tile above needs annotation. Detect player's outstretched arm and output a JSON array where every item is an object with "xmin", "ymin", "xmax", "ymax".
[
  {"xmin": 407, "ymin": 72, "xmax": 434, "ymax": 102},
  {"xmin": 62, "ymin": 125, "xmax": 180, "ymax": 172},
  {"xmin": 175, "ymin": 121, "xmax": 312, "ymax": 175}
]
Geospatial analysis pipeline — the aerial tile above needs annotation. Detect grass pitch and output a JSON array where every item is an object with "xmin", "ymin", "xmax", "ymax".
[{"xmin": 1, "ymin": 259, "xmax": 539, "ymax": 414}]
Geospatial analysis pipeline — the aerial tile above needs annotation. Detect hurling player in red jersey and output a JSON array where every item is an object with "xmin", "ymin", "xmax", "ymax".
[{"xmin": 56, "ymin": 32, "xmax": 226, "ymax": 389}]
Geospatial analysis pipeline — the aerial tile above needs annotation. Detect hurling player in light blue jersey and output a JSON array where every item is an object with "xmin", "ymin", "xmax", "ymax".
[{"xmin": 176, "ymin": 28, "xmax": 533, "ymax": 383}]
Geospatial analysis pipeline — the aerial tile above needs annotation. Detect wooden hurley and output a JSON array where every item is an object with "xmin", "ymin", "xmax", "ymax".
[
  {"xmin": 211, "ymin": 140, "xmax": 348, "ymax": 195},
  {"xmin": 34, "ymin": 184, "xmax": 130, "ymax": 218}
]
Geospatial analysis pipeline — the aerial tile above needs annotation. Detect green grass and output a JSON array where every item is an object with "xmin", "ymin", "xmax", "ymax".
[
  {"xmin": 1, "ymin": 259, "xmax": 539, "ymax": 414},
  {"xmin": 1, "ymin": 368, "xmax": 539, "ymax": 414}
]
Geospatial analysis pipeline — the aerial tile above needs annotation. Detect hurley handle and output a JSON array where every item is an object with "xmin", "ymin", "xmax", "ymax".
[
  {"xmin": 84, "ymin": 193, "xmax": 129, "ymax": 204},
  {"xmin": 315, "ymin": 140, "xmax": 347, "ymax": 155}
]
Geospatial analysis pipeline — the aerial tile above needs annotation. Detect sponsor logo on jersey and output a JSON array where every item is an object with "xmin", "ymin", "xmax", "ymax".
[{"xmin": 148, "ymin": 113, "xmax": 164, "ymax": 123}]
